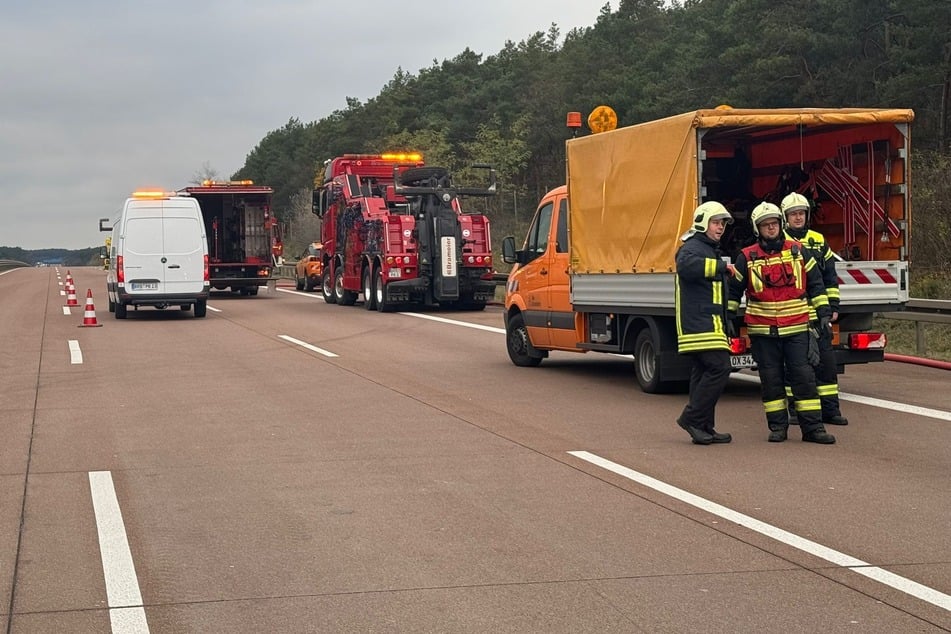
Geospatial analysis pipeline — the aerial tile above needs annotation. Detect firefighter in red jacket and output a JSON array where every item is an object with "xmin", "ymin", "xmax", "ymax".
[{"xmin": 728, "ymin": 202, "xmax": 836, "ymax": 444}]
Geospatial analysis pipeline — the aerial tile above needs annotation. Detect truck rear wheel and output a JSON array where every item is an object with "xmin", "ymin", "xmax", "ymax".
[
  {"xmin": 363, "ymin": 268, "xmax": 377, "ymax": 310},
  {"xmin": 634, "ymin": 328, "xmax": 663, "ymax": 393},
  {"xmin": 506, "ymin": 314, "xmax": 543, "ymax": 367},
  {"xmin": 376, "ymin": 269, "xmax": 395, "ymax": 313},
  {"xmin": 335, "ymin": 268, "xmax": 357, "ymax": 306},
  {"xmin": 322, "ymin": 270, "xmax": 336, "ymax": 304}
]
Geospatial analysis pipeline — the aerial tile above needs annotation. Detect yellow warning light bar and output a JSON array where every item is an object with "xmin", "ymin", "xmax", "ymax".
[
  {"xmin": 380, "ymin": 152, "xmax": 423, "ymax": 162},
  {"xmin": 132, "ymin": 190, "xmax": 177, "ymax": 199}
]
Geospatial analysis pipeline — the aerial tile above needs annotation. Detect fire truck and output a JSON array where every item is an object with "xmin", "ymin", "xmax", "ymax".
[
  {"xmin": 180, "ymin": 180, "xmax": 282, "ymax": 295},
  {"xmin": 312, "ymin": 153, "xmax": 497, "ymax": 311}
]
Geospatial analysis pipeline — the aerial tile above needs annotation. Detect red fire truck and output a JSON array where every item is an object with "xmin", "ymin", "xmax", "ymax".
[
  {"xmin": 312, "ymin": 153, "xmax": 496, "ymax": 311},
  {"xmin": 181, "ymin": 180, "xmax": 282, "ymax": 296}
]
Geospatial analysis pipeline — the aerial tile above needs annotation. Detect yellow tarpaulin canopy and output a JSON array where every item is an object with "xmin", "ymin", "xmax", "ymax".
[{"xmin": 566, "ymin": 107, "xmax": 914, "ymax": 274}]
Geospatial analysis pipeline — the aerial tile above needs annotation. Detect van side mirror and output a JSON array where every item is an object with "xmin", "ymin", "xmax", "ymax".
[
  {"xmin": 99, "ymin": 218, "xmax": 112, "ymax": 232},
  {"xmin": 501, "ymin": 236, "xmax": 519, "ymax": 264}
]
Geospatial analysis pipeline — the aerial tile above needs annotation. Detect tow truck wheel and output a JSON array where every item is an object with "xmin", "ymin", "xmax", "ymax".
[
  {"xmin": 633, "ymin": 329, "xmax": 663, "ymax": 393},
  {"xmin": 376, "ymin": 268, "xmax": 395, "ymax": 313},
  {"xmin": 506, "ymin": 314, "xmax": 543, "ymax": 367},
  {"xmin": 321, "ymin": 270, "xmax": 336, "ymax": 304},
  {"xmin": 335, "ymin": 268, "xmax": 357, "ymax": 306},
  {"xmin": 399, "ymin": 167, "xmax": 449, "ymax": 187},
  {"xmin": 363, "ymin": 268, "xmax": 377, "ymax": 310}
]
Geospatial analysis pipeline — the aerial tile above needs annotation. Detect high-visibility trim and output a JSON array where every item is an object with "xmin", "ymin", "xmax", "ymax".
[
  {"xmin": 796, "ymin": 398, "xmax": 822, "ymax": 412},
  {"xmin": 748, "ymin": 323, "xmax": 810, "ymax": 336},
  {"xmin": 764, "ymin": 398, "xmax": 787, "ymax": 413},
  {"xmin": 704, "ymin": 258, "xmax": 719, "ymax": 278},
  {"xmin": 817, "ymin": 385, "xmax": 839, "ymax": 397}
]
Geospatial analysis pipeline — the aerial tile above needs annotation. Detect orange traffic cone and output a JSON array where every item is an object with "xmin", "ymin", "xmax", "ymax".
[
  {"xmin": 79, "ymin": 289, "xmax": 103, "ymax": 327},
  {"xmin": 65, "ymin": 283, "xmax": 80, "ymax": 307}
]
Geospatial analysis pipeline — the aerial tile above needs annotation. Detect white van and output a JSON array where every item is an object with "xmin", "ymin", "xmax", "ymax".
[{"xmin": 102, "ymin": 190, "xmax": 210, "ymax": 319}]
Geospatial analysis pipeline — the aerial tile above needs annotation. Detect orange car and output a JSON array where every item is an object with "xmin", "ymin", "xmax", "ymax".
[{"xmin": 294, "ymin": 242, "xmax": 323, "ymax": 291}]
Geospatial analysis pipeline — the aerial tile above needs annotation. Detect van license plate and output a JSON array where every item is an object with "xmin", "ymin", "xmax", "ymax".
[
  {"xmin": 131, "ymin": 282, "xmax": 158, "ymax": 291},
  {"xmin": 730, "ymin": 354, "xmax": 755, "ymax": 369}
]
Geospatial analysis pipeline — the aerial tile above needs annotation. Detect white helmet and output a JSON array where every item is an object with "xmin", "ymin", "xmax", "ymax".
[
  {"xmin": 780, "ymin": 192, "xmax": 810, "ymax": 220},
  {"xmin": 691, "ymin": 201, "xmax": 733, "ymax": 232},
  {"xmin": 750, "ymin": 201, "xmax": 784, "ymax": 236}
]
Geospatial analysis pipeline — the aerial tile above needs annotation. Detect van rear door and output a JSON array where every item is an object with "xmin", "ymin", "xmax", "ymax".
[
  {"xmin": 161, "ymin": 206, "xmax": 205, "ymax": 295},
  {"xmin": 123, "ymin": 215, "xmax": 167, "ymax": 292}
]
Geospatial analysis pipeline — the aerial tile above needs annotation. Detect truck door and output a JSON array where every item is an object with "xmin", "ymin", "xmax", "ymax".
[
  {"xmin": 520, "ymin": 197, "xmax": 559, "ymax": 347},
  {"xmin": 545, "ymin": 194, "xmax": 575, "ymax": 350}
]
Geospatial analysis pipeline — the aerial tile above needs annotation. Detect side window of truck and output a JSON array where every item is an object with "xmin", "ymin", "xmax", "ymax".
[
  {"xmin": 526, "ymin": 202, "xmax": 553, "ymax": 262},
  {"xmin": 556, "ymin": 198, "xmax": 568, "ymax": 253}
]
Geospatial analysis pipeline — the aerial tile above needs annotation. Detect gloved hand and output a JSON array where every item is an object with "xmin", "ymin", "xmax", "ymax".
[
  {"xmin": 819, "ymin": 315, "xmax": 831, "ymax": 333},
  {"xmin": 725, "ymin": 313, "xmax": 737, "ymax": 339}
]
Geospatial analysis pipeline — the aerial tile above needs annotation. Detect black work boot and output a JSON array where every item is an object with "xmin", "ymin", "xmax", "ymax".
[
  {"xmin": 768, "ymin": 427, "xmax": 787, "ymax": 443},
  {"xmin": 825, "ymin": 415, "xmax": 849, "ymax": 426},
  {"xmin": 709, "ymin": 430, "xmax": 732, "ymax": 444},
  {"xmin": 678, "ymin": 418, "xmax": 713, "ymax": 445},
  {"xmin": 802, "ymin": 429, "xmax": 836, "ymax": 444}
]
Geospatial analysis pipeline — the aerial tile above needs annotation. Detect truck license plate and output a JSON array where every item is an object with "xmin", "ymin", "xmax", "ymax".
[
  {"xmin": 730, "ymin": 354, "xmax": 755, "ymax": 369},
  {"xmin": 131, "ymin": 282, "xmax": 158, "ymax": 291}
]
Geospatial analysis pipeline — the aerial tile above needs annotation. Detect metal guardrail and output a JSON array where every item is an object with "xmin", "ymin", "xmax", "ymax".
[{"xmin": 879, "ymin": 298, "xmax": 951, "ymax": 356}]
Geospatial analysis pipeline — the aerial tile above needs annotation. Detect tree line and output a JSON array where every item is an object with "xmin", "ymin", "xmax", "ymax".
[{"xmin": 238, "ymin": 0, "xmax": 949, "ymax": 272}]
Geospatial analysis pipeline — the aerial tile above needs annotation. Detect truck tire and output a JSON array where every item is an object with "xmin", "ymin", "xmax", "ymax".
[
  {"xmin": 506, "ymin": 313, "xmax": 543, "ymax": 367},
  {"xmin": 295, "ymin": 275, "xmax": 305, "ymax": 291},
  {"xmin": 400, "ymin": 167, "xmax": 449, "ymax": 187},
  {"xmin": 194, "ymin": 300, "xmax": 207, "ymax": 318},
  {"xmin": 115, "ymin": 302, "xmax": 127, "ymax": 319},
  {"xmin": 335, "ymin": 268, "xmax": 357, "ymax": 306},
  {"xmin": 634, "ymin": 328, "xmax": 663, "ymax": 393},
  {"xmin": 363, "ymin": 268, "xmax": 377, "ymax": 310},
  {"xmin": 376, "ymin": 268, "xmax": 395, "ymax": 313},
  {"xmin": 322, "ymin": 270, "xmax": 336, "ymax": 304}
]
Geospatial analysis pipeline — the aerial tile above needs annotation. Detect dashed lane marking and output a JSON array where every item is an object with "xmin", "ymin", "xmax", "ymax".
[{"xmin": 278, "ymin": 334, "xmax": 339, "ymax": 358}]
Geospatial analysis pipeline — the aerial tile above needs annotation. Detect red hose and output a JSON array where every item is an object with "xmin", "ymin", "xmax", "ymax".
[{"xmin": 884, "ymin": 353, "xmax": 951, "ymax": 370}]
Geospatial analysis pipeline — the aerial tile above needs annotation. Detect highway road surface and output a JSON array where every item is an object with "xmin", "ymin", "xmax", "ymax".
[{"xmin": 1, "ymin": 266, "xmax": 949, "ymax": 633}]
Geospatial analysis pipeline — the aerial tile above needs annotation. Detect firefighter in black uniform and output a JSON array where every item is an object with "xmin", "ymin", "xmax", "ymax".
[
  {"xmin": 729, "ymin": 202, "xmax": 836, "ymax": 444},
  {"xmin": 782, "ymin": 192, "xmax": 848, "ymax": 426},
  {"xmin": 675, "ymin": 201, "xmax": 735, "ymax": 445}
]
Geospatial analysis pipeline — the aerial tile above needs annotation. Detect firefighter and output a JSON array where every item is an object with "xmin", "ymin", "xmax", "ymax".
[
  {"xmin": 674, "ymin": 201, "xmax": 735, "ymax": 445},
  {"xmin": 782, "ymin": 192, "xmax": 848, "ymax": 426},
  {"xmin": 728, "ymin": 202, "xmax": 836, "ymax": 444}
]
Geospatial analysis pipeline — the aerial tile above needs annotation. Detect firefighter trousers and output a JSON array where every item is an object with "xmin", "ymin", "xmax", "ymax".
[
  {"xmin": 678, "ymin": 349, "xmax": 731, "ymax": 432},
  {"xmin": 784, "ymin": 326, "xmax": 842, "ymax": 421},
  {"xmin": 751, "ymin": 332, "xmax": 823, "ymax": 434}
]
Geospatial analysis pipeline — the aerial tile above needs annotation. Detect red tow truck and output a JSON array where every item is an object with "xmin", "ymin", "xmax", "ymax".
[{"xmin": 312, "ymin": 153, "xmax": 497, "ymax": 311}]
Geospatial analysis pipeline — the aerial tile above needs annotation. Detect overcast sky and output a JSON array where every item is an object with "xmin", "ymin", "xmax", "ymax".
[{"xmin": 0, "ymin": 1, "xmax": 610, "ymax": 251}]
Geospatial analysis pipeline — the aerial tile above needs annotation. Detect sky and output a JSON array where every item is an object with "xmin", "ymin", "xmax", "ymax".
[{"xmin": 0, "ymin": 1, "xmax": 610, "ymax": 251}]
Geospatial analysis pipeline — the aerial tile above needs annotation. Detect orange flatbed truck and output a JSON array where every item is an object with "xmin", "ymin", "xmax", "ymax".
[{"xmin": 502, "ymin": 107, "xmax": 913, "ymax": 393}]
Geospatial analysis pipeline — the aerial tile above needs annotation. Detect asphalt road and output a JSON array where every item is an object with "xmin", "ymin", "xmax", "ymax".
[{"xmin": 1, "ymin": 266, "xmax": 949, "ymax": 633}]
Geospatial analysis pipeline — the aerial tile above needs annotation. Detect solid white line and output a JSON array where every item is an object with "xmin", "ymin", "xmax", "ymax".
[
  {"xmin": 729, "ymin": 372, "xmax": 951, "ymax": 421},
  {"xmin": 68, "ymin": 339, "xmax": 83, "ymax": 364},
  {"xmin": 399, "ymin": 311, "xmax": 506, "ymax": 334},
  {"xmin": 207, "ymin": 305, "xmax": 222, "ymax": 313},
  {"xmin": 88, "ymin": 471, "xmax": 150, "ymax": 633},
  {"xmin": 568, "ymin": 450, "xmax": 951, "ymax": 612},
  {"xmin": 278, "ymin": 334, "xmax": 339, "ymax": 357}
]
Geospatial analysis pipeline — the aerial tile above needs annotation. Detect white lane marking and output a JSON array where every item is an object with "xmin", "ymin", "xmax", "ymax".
[
  {"xmin": 68, "ymin": 339, "xmax": 83, "ymax": 364},
  {"xmin": 88, "ymin": 471, "xmax": 150, "ymax": 633},
  {"xmin": 729, "ymin": 372, "xmax": 951, "ymax": 422},
  {"xmin": 278, "ymin": 334, "xmax": 339, "ymax": 357},
  {"xmin": 569, "ymin": 451, "xmax": 951, "ymax": 613},
  {"xmin": 276, "ymin": 288, "xmax": 317, "ymax": 297},
  {"xmin": 399, "ymin": 311, "xmax": 506, "ymax": 334},
  {"xmin": 63, "ymin": 307, "xmax": 71, "ymax": 315},
  {"xmin": 208, "ymin": 305, "xmax": 222, "ymax": 313}
]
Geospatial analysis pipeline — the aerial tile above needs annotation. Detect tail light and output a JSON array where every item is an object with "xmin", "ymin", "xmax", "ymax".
[
  {"xmin": 116, "ymin": 255, "xmax": 124, "ymax": 283},
  {"xmin": 849, "ymin": 332, "xmax": 887, "ymax": 350},
  {"xmin": 729, "ymin": 337, "xmax": 747, "ymax": 354},
  {"xmin": 203, "ymin": 255, "xmax": 209, "ymax": 282}
]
